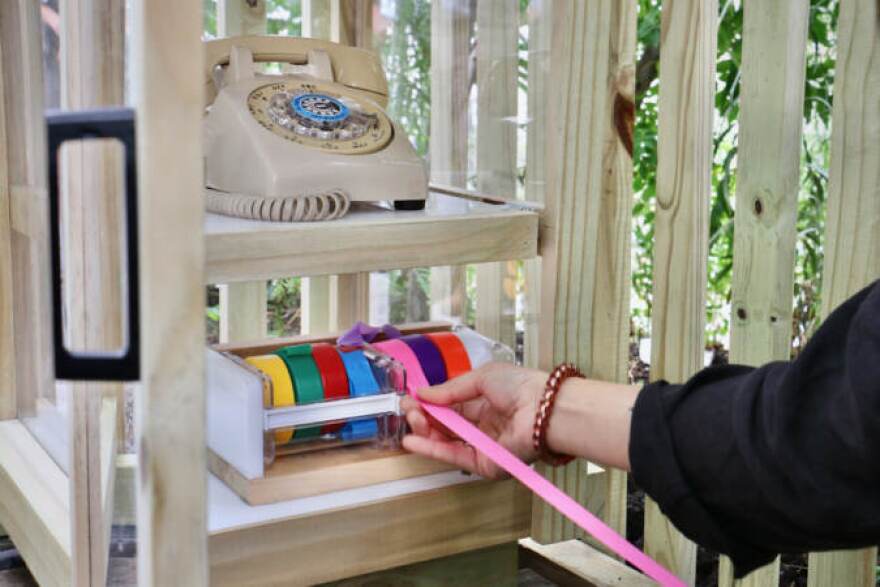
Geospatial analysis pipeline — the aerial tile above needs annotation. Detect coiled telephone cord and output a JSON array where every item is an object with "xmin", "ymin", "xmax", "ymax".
[{"xmin": 205, "ymin": 187, "xmax": 351, "ymax": 222}]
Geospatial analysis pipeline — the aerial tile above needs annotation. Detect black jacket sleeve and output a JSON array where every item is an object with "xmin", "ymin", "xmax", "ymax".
[{"xmin": 629, "ymin": 280, "xmax": 880, "ymax": 578}]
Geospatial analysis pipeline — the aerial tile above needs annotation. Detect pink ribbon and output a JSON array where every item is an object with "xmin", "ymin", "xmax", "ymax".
[{"xmin": 376, "ymin": 337, "xmax": 684, "ymax": 586}]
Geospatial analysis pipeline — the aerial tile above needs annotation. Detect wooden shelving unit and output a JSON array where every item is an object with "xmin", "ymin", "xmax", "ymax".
[
  {"xmin": 205, "ymin": 191, "xmax": 539, "ymax": 283},
  {"xmin": 204, "ymin": 193, "xmax": 538, "ymax": 580}
]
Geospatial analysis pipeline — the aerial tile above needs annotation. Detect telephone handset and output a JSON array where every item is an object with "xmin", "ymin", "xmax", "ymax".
[{"xmin": 203, "ymin": 36, "xmax": 428, "ymax": 222}]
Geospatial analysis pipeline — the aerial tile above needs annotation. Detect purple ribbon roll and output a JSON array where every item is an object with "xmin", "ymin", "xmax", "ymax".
[{"xmin": 401, "ymin": 334, "xmax": 448, "ymax": 386}]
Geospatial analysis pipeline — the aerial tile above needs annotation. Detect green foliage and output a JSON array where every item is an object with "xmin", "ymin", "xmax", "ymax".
[
  {"xmin": 267, "ymin": 277, "xmax": 302, "ymax": 335},
  {"xmin": 267, "ymin": 0, "xmax": 302, "ymax": 36}
]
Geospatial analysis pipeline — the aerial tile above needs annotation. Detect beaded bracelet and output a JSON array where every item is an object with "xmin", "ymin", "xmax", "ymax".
[{"xmin": 533, "ymin": 363, "xmax": 584, "ymax": 466}]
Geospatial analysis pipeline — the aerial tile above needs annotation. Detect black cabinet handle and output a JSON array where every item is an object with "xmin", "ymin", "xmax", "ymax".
[{"xmin": 47, "ymin": 108, "xmax": 140, "ymax": 381}]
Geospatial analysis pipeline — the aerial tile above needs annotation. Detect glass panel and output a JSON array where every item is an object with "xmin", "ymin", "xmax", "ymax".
[{"xmin": 4, "ymin": 0, "xmax": 67, "ymax": 471}]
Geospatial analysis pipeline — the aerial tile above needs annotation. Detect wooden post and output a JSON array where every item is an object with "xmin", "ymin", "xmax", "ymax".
[
  {"xmin": 475, "ymin": 0, "xmax": 517, "ymax": 349},
  {"xmin": 59, "ymin": 0, "xmax": 127, "ymax": 583},
  {"xmin": 131, "ymin": 0, "xmax": 207, "ymax": 583},
  {"xmin": 644, "ymin": 0, "xmax": 717, "ymax": 583},
  {"xmin": 807, "ymin": 0, "xmax": 880, "ymax": 584},
  {"xmin": 718, "ymin": 2, "xmax": 809, "ymax": 586},
  {"xmin": 532, "ymin": 0, "xmax": 637, "ymax": 544},
  {"xmin": 216, "ymin": 0, "xmax": 268, "ymax": 344},
  {"xmin": 429, "ymin": 0, "xmax": 470, "ymax": 323}
]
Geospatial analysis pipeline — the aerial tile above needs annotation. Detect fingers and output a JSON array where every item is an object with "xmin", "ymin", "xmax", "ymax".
[
  {"xmin": 401, "ymin": 434, "xmax": 480, "ymax": 474},
  {"xmin": 404, "ymin": 398, "xmax": 460, "ymax": 441},
  {"xmin": 416, "ymin": 366, "xmax": 489, "ymax": 405}
]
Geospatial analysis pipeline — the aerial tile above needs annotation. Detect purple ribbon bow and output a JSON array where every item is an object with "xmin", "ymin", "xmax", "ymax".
[{"xmin": 337, "ymin": 321, "xmax": 402, "ymax": 347}]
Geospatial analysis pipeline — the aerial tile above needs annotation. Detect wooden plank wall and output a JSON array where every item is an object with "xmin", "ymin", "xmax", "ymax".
[
  {"xmin": 131, "ymin": 0, "xmax": 208, "ymax": 583},
  {"xmin": 717, "ymin": 1, "xmax": 809, "ymax": 586},
  {"xmin": 532, "ymin": 0, "xmax": 636, "ymax": 544},
  {"xmin": 475, "ymin": 0, "xmax": 517, "ymax": 350},
  {"xmin": 428, "ymin": 0, "xmax": 469, "ymax": 324},
  {"xmin": 644, "ymin": 0, "xmax": 717, "ymax": 583},
  {"xmin": 59, "ymin": 0, "xmax": 127, "ymax": 583},
  {"xmin": 807, "ymin": 0, "xmax": 880, "ymax": 584}
]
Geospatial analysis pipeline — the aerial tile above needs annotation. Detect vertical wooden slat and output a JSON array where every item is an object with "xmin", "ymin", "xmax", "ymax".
[
  {"xmin": 60, "ymin": 0, "xmax": 127, "ymax": 583},
  {"xmin": 717, "ymin": 2, "xmax": 810, "ymax": 586},
  {"xmin": 331, "ymin": 273, "xmax": 370, "ymax": 328},
  {"xmin": 331, "ymin": 4, "xmax": 372, "ymax": 330},
  {"xmin": 429, "ymin": 0, "xmax": 470, "ymax": 323},
  {"xmin": 132, "ymin": 0, "xmax": 207, "ymax": 583},
  {"xmin": 522, "ymin": 0, "xmax": 552, "ymax": 370},
  {"xmin": 302, "ymin": 0, "xmax": 331, "ymax": 40},
  {"xmin": 216, "ymin": 0, "xmax": 268, "ymax": 344},
  {"xmin": 532, "ymin": 0, "xmax": 637, "ymax": 544},
  {"xmin": 333, "ymin": 0, "xmax": 372, "ymax": 47},
  {"xmin": 475, "ymin": 0, "xmax": 517, "ymax": 350},
  {"xmin": 219, "ymin": 282, "xmax": 266, "ymax": 342},
  {"xmin": 644, "ymin": 0, "xmax": 717, "ymax": 583},
  {"xmin": 807, "ymin": 0, "xmax": 880, "ymax": 584},
  {"xmin": 0, "ymin": 15, "xmax": 14, "ymax": 420},
  {"xmin": 218, "ymin": 0, "xmax": 266, "ymax": 37}
]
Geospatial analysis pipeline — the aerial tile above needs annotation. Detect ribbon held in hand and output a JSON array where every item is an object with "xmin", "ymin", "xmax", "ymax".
[{"xmin": 413, "ymin": 395, "xmax": 686, "ymax": 587}]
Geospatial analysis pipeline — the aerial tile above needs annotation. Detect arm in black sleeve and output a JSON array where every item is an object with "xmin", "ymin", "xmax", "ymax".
[{"xmin": 629, "ymin": 280, "xmax": 880, "ymax": 578}]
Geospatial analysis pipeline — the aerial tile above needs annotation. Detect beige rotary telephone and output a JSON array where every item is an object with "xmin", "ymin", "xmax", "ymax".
[{"xmin": 203, "ymin": 36, "xmax": 428, "ymax": 221}]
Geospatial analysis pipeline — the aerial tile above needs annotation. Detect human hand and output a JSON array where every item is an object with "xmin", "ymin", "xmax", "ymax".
[{"xmin": 400, "ymin": 363, "xmax": 547, "ymax": 479}]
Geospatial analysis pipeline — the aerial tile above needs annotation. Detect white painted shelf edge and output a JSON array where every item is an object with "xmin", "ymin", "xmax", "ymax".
[
  {"xmin": 205, "ymin": 189, "xmax": 540, "ymax": 283},
  {"xmin": 208, "ymin": 469, "xmax": 478, "ymax": 533}
]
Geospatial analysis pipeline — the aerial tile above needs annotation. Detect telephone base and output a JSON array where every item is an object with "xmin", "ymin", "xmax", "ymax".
[{"xmin": 394, "ymin": 199, "xmax": 426, "ymax": 211}]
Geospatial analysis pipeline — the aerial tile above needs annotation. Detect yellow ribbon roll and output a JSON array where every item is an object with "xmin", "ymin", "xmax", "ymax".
[{"xmin": 245, "ymin": 354, "xmax": 295, "ymax": 444}]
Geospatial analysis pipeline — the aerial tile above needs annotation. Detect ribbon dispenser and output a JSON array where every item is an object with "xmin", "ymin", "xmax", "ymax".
[{"xmin": 206, "ymin": 323, "xmax": 513, "ymax": 505}]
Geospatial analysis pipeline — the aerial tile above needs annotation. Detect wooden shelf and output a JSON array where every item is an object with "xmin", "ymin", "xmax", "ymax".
[
  {"xmin": 208, "ymin": 472, "xmax": 531, "ymax": 585},
  {"xmin": 205, "ymin": 191, "xmax": 540, "ymax": 283}
]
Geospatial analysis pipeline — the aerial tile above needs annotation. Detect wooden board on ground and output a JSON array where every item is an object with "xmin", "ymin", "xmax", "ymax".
[
  {"xmin": 519, "ymin": 538, "xmax": 655, "ymax": 587},
  {"xmin": 208, "ymin": 446, "xmax": 456, "ymax": 505}
]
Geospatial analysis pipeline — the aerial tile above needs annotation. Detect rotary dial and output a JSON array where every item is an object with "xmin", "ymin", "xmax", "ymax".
[{"xmin": 247, "ymin": 80, "xmax": 393, "ymax": 154}]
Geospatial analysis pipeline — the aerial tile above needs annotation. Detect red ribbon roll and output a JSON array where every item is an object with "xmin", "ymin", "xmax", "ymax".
[{"xmin": 311, "ymin": 342, "xmax": 350, "ymax": 433}]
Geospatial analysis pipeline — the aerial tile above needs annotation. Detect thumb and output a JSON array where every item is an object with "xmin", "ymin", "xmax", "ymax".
[{"xmin": 416, "ymin": 368, "xmax": 485, "ymax": 406}]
